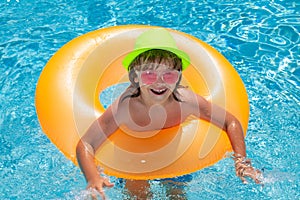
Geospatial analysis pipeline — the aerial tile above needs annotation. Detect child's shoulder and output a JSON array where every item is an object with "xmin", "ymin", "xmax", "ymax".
[
  {"xmin": 177, "ymin": 86, "xmax": 195, "ymax": 100},
  {"xmin": 177, "ymin": 86, "xmax": 206, "ymax": 104}
]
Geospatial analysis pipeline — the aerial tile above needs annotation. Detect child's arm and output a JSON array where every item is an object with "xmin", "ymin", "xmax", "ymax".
[
  {"xmin": 209, "ymin": 105, "xmax": 262, "ymax": 184},
  {"xmin": 76, "ymin": 105, "xmax": 118, "ymax": 198},
  {"xmin": 190, "ymin": 93, "xmax": 262, "ymax": 183},
  {"xmin": 76, "ymin": 140, "xmax": 114, "ymax": 199}
]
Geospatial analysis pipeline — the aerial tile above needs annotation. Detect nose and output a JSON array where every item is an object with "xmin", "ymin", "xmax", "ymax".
[{"xmin": 156, "ymin": 74, "xmax": 164, "ymax": 83}]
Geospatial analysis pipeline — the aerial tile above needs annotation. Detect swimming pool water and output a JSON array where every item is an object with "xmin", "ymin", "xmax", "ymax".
[{"xmin": 1, "ymin": 0, "xmax": 299, "ymax": 199}]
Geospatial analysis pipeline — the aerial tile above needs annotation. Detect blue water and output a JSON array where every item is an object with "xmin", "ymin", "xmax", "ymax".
[{"xmin": 1, "ymin": 0, "xmax": 299, "ymax": 199}]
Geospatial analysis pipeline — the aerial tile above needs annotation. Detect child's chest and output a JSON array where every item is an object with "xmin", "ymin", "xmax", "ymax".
[{"xmin": 119, "ymin": 101, "xmax": 187, "ymax": 131}]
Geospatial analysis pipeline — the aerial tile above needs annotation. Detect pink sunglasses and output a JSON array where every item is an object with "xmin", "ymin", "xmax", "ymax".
[{"xmin": 137, "ymin": 69, "xmax": 181, "ymax": 85}]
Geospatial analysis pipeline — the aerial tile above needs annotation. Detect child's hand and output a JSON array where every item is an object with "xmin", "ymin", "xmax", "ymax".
[
  {"xmin": 234, "ymin": 155, "xmax": 263, "ymax": 184},
  {"xmin": 87, "ymin": 176, "xmax": 114, "ymax": 200}
]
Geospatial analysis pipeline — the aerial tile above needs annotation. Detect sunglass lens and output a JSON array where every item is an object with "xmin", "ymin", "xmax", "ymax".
[
  {"xmin": 162, "ymin": 71, "xmax": 179, "ymax": 84},
  {"xmin": 141, "ymin": 71, "xmax": 157, "ymax": 85}
]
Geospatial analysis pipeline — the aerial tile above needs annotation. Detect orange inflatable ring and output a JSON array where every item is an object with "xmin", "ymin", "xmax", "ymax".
[{"xmin": 35, "ymin": 25, "xmax": 249, "ymax": 180}]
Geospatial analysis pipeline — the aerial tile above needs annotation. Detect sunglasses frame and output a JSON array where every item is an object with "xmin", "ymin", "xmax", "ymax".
[{"xmin": 136, "ymin": 69, "xmax": 181, "ymax": 85}]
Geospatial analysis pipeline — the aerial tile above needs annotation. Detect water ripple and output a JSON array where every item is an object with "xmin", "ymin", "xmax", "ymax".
[{"xmin": 0, "ymin": 0, "xmax": 299, "ymax": 199}]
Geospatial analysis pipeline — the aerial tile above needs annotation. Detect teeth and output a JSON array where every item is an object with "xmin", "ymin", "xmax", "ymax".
[{"xmin": 151, "ymin": 88, "xmax": 167, "ymax": 95}]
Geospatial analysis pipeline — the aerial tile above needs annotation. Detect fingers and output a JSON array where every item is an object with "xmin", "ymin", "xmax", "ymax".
[
  {"xmin": 86, "ymin": 186, "xmax": 103, "ymax": 199},
  {"xmin": 251, "ymin": 169, "xmax": 263, "ymax": 184},
  {"xmin": 96, "ymin": 178, "xmax": 114, "ymax": 200},
  {"xmin": 87, "ymin": 177, "xmax": 114, "ymax": 200},
  {"xmin": 87, "ymin": 186, "xmax": 106, "ymax": 200},
  {"xmin": 239, "ymin": 167, "xmax": 263, "ymax": 184},
  {"xmin": 233, "ymin": 155, "xmax": 264, "ymax": 184},
  {"xmin": 97, "ymin": 188, "xmax": 106, "ymax": 200},
  {"xmin": 103, "ymin": 178, "xmax": 115, "ymax": 188},
  {"xmin": 239, "ymin": 176, "xmax": 248, "ymax": 184}
]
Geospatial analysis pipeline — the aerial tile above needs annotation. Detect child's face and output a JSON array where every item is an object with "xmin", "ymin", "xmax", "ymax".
[{"xmin": 136, "ymin": 63, "xmax": 180, "ymax": 104}]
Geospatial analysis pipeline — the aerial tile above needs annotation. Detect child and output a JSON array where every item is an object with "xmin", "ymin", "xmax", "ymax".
[{"xmin": 76, "ymin": 28, "xmax": 262, "ymax": 199}]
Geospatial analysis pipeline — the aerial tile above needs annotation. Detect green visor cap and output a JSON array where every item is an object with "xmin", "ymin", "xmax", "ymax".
[{"xmin": 122, "ymin": 28, "xmax": 191, "ymax": 71}]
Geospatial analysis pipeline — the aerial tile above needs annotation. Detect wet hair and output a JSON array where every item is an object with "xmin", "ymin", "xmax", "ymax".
[{"xmin": 122, "ymin": 49, "xmax": 184, "ymax": 101}]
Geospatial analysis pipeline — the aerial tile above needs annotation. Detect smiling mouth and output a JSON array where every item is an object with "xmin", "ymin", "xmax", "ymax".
[{"xmin": 150, "ymin": 88, "xmax": 168, "ymax": 95}]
